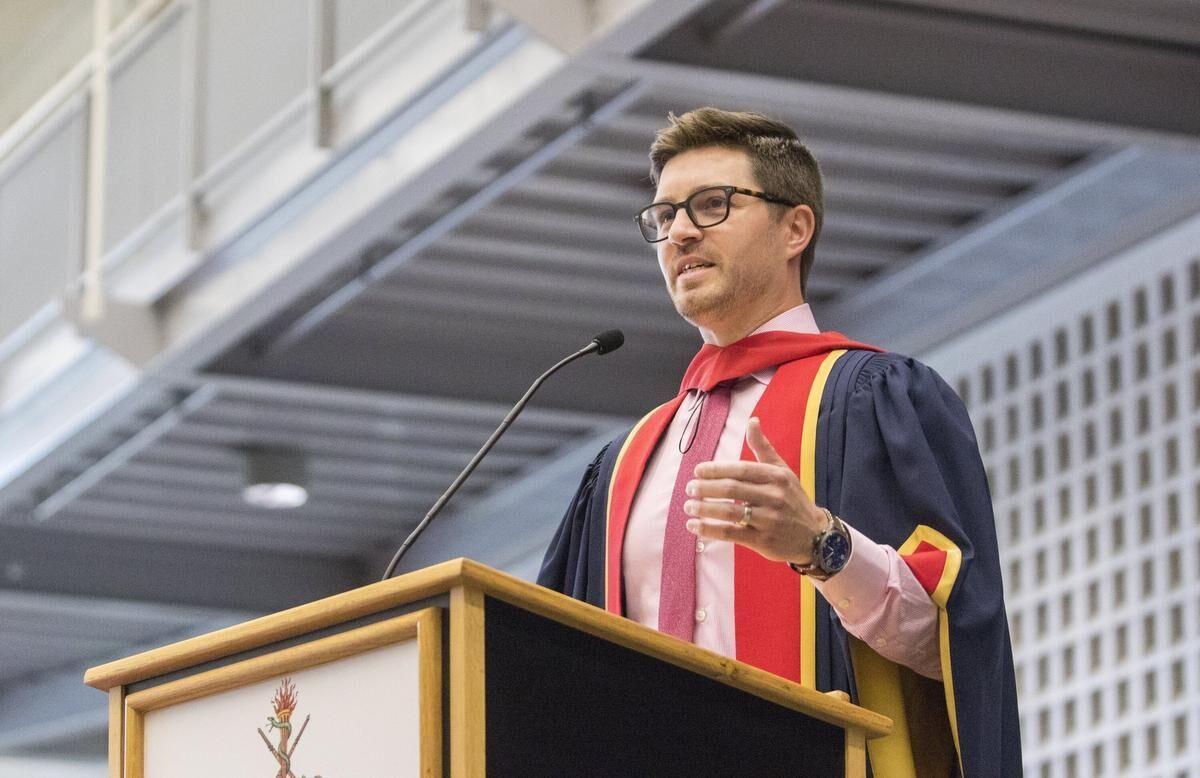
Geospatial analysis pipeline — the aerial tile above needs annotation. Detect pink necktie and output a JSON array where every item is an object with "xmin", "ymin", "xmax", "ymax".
[{"xmin": 658, "ymin": 382, "xmax": 732, "ymax": 641}]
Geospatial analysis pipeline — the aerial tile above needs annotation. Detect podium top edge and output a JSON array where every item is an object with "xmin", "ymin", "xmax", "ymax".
[
  {"xmin": 83, "ymin": 557, "xmax": 473, "ymax": 691},
  {"xmin": 83, "ymin": 557, "xmax": 892, "ymax": 738}
]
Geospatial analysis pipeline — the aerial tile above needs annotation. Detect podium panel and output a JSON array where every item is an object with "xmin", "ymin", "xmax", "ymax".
[
  {"xmin": 124, "ymin": 609, "xmax": 442, "ymax": 777},
  {"xmin": 483, "ymin": 597, "xmax": 846, "ymax": 776}
]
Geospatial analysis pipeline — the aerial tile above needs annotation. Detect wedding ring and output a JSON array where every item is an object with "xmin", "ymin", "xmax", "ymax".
[{"xmin": 739, "ymin": 502, "xmax": 754, "ymax": 528}]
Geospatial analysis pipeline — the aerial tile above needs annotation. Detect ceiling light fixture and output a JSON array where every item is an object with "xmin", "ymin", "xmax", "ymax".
[{"xmin": 241, "ymin": 447, "xmax": 309, "ymax": 509}]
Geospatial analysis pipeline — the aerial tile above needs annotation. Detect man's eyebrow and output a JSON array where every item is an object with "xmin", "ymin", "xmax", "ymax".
[{"xmin": 650, "ymin": 183, "xmax": 726, "ymax": 203}]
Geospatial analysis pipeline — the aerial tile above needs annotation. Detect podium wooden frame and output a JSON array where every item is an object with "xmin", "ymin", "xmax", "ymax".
[
  {"xmin": 86, "ymin": 558, "xmax": 892, "ymax": 777},
  {"xmin": 121, "ymin": 608, "xmax": 442, "ymax": 776}
]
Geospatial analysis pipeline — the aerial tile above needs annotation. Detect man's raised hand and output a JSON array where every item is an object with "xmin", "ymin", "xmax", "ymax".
[{"xmin": 683, "ymin": 417, "xmax": 828, "ymax": 563}]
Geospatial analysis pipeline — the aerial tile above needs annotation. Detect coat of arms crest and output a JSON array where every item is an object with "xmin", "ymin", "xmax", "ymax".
[{"xmin": 256, "ymin": 677, "xmax": 323, "ymax": 778}]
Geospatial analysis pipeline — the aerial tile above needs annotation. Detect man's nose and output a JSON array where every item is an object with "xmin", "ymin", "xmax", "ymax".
[{"xmin": 667, "ymin": 207, "xmax": 703, "ymax": 244}]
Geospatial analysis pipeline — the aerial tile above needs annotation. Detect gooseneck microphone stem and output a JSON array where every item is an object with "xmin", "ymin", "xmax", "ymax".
[{"xmin": 381, "ymin": 330, "xmax": 624, "ymax": 581}]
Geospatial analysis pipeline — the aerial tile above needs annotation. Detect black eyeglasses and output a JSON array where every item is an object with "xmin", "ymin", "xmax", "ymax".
[{"xmin": 634, "ymin": 185, "xmax": 800, "ymax": 243}]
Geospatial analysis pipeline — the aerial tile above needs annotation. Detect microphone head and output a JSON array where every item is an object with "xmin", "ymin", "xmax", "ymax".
[{"xmin": 592, "ymin": 329, "xmax": 625, "ymax": 355}]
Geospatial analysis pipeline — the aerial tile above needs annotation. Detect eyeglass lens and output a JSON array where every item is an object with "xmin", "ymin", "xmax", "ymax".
[{"xmin": 638, "ymin": 187, "xmax": 731, "ymax": 241}]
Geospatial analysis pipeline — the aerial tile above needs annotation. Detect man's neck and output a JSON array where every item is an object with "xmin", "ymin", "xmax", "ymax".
[{"xmin": 698, "ymin": 299, "xmax": 812, "ymax": 346}]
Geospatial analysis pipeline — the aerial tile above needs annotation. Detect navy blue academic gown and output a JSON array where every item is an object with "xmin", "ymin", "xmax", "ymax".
[{"xmin": 539, "ymin": 350, "xmax": 1022, "ymax": 777}]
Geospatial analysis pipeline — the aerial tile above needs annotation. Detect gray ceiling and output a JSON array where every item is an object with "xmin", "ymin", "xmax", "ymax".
[
  {"xmin": 2, "ymin": 0, "xmax": 1199, "ymax": 759},
  {"xmin": 205, "ymin": 86, "xmax": 1100, "ymax": 404}
]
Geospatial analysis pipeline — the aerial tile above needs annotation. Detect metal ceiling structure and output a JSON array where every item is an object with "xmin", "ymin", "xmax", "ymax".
[{"xmin": 1, "ymin": 0, "xmax": 1198, "ymax": 763}]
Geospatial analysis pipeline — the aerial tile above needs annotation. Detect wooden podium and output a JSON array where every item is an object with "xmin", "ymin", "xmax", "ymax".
[{"xmin": 86, "ymin": 558, "xmax": 891, "ymax": 776}]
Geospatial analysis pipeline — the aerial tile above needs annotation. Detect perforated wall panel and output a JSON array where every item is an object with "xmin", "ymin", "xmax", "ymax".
[{"xmin": 923, "ymin": 213, "xmax": 1200, "ymax": 777}]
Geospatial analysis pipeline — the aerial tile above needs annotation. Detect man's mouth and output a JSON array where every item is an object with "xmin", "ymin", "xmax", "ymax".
[{"xmin": 677, "ymin": 261, "xmax": 714, "ymax": 279}]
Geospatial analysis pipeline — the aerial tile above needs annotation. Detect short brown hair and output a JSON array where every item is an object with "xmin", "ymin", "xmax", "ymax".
[{"xmin": 649, "ymin": 107, "xmax": 823, "ymax": 298}]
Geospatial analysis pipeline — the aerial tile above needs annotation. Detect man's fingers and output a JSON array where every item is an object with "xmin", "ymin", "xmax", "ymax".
[
  {"xmin": 746, "ymin": 417, "xmax": 787, "ymax": 466},
  {"xmin": 684, "ymin": 498, "xmax": 750, "ymax": 523},
  {"xmin": 685, "ymin": 518, "xmax": 746, "ymax": 541},
  {"xmin": 686, "ymin": 478, "xmax": 777, "ymax": 505},
  {"xmin": 693, "ymin": 459, "xmax": 778, "ymax": 483}
]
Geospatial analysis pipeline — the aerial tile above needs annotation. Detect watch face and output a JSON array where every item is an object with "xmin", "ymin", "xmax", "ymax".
[{"xmin": 821, "ymin": 532, "xmax": 851, "ymax": 572}]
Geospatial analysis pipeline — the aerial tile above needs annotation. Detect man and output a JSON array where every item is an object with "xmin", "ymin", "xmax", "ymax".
[{"xmin": 538, "ymin": 108, "xmax": 1020, "ymax": 776}]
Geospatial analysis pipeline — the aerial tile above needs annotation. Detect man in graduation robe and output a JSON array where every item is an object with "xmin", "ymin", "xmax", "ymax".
[{"xmin": 537, "ymin": 108, "xmax": 1021, "ymax": 776}]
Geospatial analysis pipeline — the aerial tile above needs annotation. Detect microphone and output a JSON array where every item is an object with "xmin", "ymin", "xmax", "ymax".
[
  {"xmin": 380, "ymin": 330, "xmax": 625, "ymax": 580},
  {"xmin": 591, "ymin": 329, "xmax": 624, "ymax": 354}
]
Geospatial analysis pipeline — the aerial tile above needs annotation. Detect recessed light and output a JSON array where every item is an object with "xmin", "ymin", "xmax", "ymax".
[
  {"xmin": 242, "ymin": 482, "xmax": 308, "ymax": 510},
  {"xmin": 240, "ymin": 447, "xmax": 308, "ymax": 509}
]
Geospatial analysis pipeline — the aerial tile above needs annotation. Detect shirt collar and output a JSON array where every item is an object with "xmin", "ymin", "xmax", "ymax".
[{"xmin": 746, "ymin": 304, "xmax": 821, "ymax": 385}]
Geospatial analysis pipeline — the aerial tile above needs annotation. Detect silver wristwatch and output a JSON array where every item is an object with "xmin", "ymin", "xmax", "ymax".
[{"xmin": 788, "ymin": 508, "xmax": 852, "ymax": 581}]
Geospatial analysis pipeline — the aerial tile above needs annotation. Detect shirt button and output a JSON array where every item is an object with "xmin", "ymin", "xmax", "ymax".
[
  {"xmin": 696, "ymin": 540, "xmax": 706, "ymax": 553},
  {"xmin": 874, "ymin": 637, "xmax": 887, "ymax": 648},
  {"xmin": 695, "ymin": 608, "xmax": 707, "ymax": 623},
  {"xmin": 837, "ymin": 598, "xmax": 851, "ymax": 610}
]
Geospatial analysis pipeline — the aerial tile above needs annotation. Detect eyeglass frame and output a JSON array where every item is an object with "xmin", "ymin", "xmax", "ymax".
[{"xmin": 634, "ymin": 185, "xmax": 802, "ymax": 243}]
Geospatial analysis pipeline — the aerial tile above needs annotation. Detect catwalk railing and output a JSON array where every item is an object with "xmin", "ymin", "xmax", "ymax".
[{"xmin": 0, "ymin": 0, "xmax": 483, "ymax": 355}]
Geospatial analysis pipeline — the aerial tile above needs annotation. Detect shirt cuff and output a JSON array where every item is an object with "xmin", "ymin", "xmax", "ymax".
[
  {"xmin": 809, "ymin": 523, "xmax": 891, "ymax": 625},
  {"xmin": 809, "ymin": 522, "xmax": 944, "ymax": 681}
]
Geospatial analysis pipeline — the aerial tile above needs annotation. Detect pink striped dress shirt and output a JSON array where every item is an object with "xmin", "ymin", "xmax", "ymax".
[{"xmin": 621, "ymin": 304, "xmax": 942, "ymax": 680}]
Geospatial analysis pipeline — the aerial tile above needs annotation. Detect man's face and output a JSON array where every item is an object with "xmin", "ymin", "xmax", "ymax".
[{"xmin": 652, "ymin": 147, "xmax": 796, "ymax": 332}]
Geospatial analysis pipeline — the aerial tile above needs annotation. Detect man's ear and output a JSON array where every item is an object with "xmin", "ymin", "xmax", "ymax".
[{"xmin": 784, "ymin": 205, "xmax": 816, "ymax": 259}]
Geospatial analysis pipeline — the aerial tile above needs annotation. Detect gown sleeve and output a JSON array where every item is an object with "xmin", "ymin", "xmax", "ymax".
[
  {"xmin": 836, "ymin": 353, "xmax": 1022, "ymax": 777},
  {"xmin": 536, "ymin": 443, "xmax": 612, "ymax": 608}
]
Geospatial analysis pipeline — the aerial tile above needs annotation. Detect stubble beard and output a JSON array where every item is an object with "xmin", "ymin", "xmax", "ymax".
[
  {"xmin": 672, "ymin": 267, "xmax": 734, "ymax": 328},
  {"xmin": 670, "ymin": 261, "xmax": 775, "ymax": 331},
  {"xmin": 671, "ymin": 275, "xmax": 737, "ymax": 326}
]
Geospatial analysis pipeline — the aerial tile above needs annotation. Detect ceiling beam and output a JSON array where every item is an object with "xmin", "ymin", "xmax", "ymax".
[
  {"xmin": 0, "ymin": 610, "xmax": 246, "ymax": 753},
  {"xmin": 381, "ymin": 427, "xmax": 627, "ymax": 576},
  {"xmin": 636, "ymin": 0, "xmax": 1200, "ymax": 138},
  {"xmin": 827, "ymin": 147, "xmax": 1200, "ymax": 354},
  {"xmin": 93, "ymin": 475, "xmax": 446, "ymax": 517},
  {"xmin": 0, "ymin": 523, "xmax": 369, "ymax": 612},
  {"xmin": 512, "ymin": 172, "xmax": 646, "ymax": 207},
  {"xmin": 0, "ymin": 661, "xmax": 110, "ymax": 753},
  {"xmin": 187, "ymin": 398, "xmax": 572, "ymax": 450},
  {"xmin": 822, "ymin": 211, "xmax": 949, "ymax": 245},
  {"xmin": 73, "ymin": 486, "xmax": 430, "ymax": 531},
  {"xmin": 824, "ymin": 178, "xmax": 997, "ymax": 215},
  {"xmin": 31, "ymin": 387, "xmax": 216, "ymax": 522},
  {"xmin": 354, "ymin": 283, "xmax": 679, "ymax": 336},
  {"xmin": 385, "ymin": 257, "xmax": 666, "ymax": 307},
  {"xmin": 171, "ymin": 372, "xmax": 623, "ymax": 428},
  {"xmin": 582, "ymin": 55, "xmax": 1200, "ymax": 152},
  {"xmin": 464, "ymin": 206, "xmax": 647, "ymax": 247},
  {"xmin": 601, "ymin": 111, "xmax": 1078, "ymax": 175},
  {"xmin": 159, "ymin": 418, "xmax": 540, "ymax": 467},
  {"xmin": 866, "ymin": 0, "xmax": 1200, "ymax": 51},
  {"xmin": 259, "ymin": 83, "xmax": 650, "ymax": 357},
  {"xmin": 433, "ymin": 234, "xmax": 655, "ymax": 276},
  {"xmin": 134, "ymin": 437, "xmax": 531, "ymax": 477}
]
